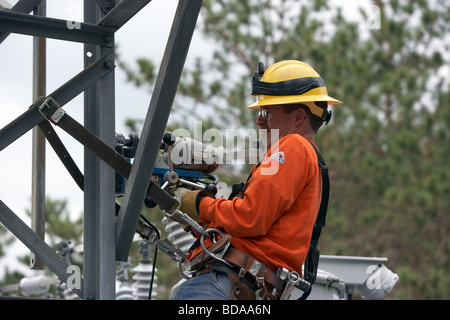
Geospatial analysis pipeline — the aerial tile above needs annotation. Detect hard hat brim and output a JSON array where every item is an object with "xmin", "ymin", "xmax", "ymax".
[{"xmin": 246, "ymin": 94, "xmax": 343, "ymax": 109}]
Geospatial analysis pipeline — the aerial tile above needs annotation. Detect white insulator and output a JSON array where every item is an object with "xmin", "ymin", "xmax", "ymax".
[
  {"xmin": 133, "ymin": 272, "xmax": 156, "ymax": 281},
  {"xmin": 132, "ymin": 281, "xmax": 158, "ymax": 300},
  {"xmin": 167, "ymin": 226, "xmax": 189, "ymax": 238},
  {"xmin": 59, "ymin": 282, "xmax": 80, "ymax": 300},
  {"xmin": 162, "ymin": 217, "xmax": 196, "ymax": 254},
  {"xmin": 116, "ymin": 281, "xmax": 134, "ymax": 300},
  {"xmin": 116, "ymin": 260, "xmax": 134, "ymax": 300},
  {"xmin": 133, "ymin": 263, "xmax": 156, "ymax": 273},
  {"xmin": 171, "ymin": 237, "xmax": 195, "ymax": 252},
  {"xmin": 163, "ymin": 218, "xmax": 180, "ymax": 233},
  {"xmin": 132, "ymin": 279, "xmax": 155, "ymax": 289},
  {"xmin": 132, "ymin": 240, "xmax": 158, "ymax": 300},
  {"xmin": 19, "ymin": 275, "xmax": 50, "ymax": 296},
  {"xmin": 132, "ymin": 270, "xmax": 158, "ymax": 300}
]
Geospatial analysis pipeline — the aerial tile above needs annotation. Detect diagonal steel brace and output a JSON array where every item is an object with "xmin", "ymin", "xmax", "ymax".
[
  {"xmin": 0, "ymin": 51, "xmax": 115, "ymax": 152},
  {"xmin": 0, "ymin": 201, "xmax": 83, "ymax": 298}
]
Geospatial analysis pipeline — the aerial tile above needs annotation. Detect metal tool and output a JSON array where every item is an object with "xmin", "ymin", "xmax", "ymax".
[{"xmin": 277, "ymin": 267, "xmax": 311, "ymax": 300}]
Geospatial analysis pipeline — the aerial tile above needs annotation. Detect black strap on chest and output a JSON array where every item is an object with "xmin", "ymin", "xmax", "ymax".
[
  {"xmin": 225, "ymin": 137, "xmax": 330, "ymax": 300},
  {"xmin": 298, "ymin": 138, "xmax": 330, "ymax": 300}
]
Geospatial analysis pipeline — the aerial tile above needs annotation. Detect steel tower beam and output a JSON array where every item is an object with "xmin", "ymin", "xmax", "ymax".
[
  {"xmin": 82, "ymin": 0, "xmax": 116, "ymax": 301},
  {"xmin": 0, "ymin": 201, "xmax": 83, "ymax": 298},
  {"xmin": 0, "ymin": 0, "xmax": 44, "ymax": 44},
  {"xmin": 0, "ymin": 0, "xmax": 203, "ymax": 299},
  {"xmin": 30, "ymin": 0, "xmax": 46, "ymax": 271},
  {"xmin": 115, "ymin": 0, "xmax": 203, "ymax": 261},
  {"xmin": 0, "ymin": 10, "xmax": 115, "ymax": 46}
]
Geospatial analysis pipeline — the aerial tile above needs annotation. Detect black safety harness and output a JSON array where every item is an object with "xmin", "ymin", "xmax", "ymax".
[{"xmin": 299, "ymin": 138, "xmax": 330, "ymax": 300}]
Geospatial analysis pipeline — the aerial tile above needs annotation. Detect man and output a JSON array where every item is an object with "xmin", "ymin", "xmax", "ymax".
[{"xmin": 170, "ymin": 60, "xmax": 342, "ymax": 300}]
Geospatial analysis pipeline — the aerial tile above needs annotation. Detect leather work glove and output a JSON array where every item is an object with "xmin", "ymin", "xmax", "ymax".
[
  {"xmin": 173, "ymin": 188, "xmax": 201, "ymax": 223},
  {"xmin": 169, "ymin": 187, "xmax": 215, "ymax": 231}
]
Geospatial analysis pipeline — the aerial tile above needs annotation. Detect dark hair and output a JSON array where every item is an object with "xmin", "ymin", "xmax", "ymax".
[{"xmin": 284, "ymin": 101, "xmax": 327, "ymax": 133}]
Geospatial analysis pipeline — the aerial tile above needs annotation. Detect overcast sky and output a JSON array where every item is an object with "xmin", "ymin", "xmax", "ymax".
[{"xmin": 0, "ymin": 0, "xmax": 374, "ymax": 278}]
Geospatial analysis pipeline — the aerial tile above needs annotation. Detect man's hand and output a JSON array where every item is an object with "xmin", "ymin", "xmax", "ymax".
[
  {"xmin": 168, "ymin": 187, "xmax": 216, "ymax": 231},
  {"xmin": 172, "ymin": 187, "xmax": 201, "ymax": 223}
]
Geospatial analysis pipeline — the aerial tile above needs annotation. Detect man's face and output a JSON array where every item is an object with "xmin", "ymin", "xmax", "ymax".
[{"xmin": 256, "ymin": 105, "xmax": 299, "ymax": 150}]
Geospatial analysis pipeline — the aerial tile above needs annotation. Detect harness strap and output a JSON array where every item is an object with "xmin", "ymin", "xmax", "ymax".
[
  {"xmin": 299, "ymin": 138, "xmax": 330, "ymax": 300},
  {"xmin": 306, "ymin": 139, "xmax": 329, "ymax": 240},
  {"xmin": 192, "ymin": 246, "xmax": 285, "ymax": 299},
  {"xmin": 223, "ymin": 248, "xmax": 284, "ymax": 293}
]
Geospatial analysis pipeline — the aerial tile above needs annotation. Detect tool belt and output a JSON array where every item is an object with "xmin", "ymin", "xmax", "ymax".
[{"xmin": 189, "ymin": 236, "xmax": 286, "ymax": 300}]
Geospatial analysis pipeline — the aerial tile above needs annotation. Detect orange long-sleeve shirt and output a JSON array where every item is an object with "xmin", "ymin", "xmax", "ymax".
[{"xmin": 190, "ymin": 134, "xmax": 321, "ymax": 275}]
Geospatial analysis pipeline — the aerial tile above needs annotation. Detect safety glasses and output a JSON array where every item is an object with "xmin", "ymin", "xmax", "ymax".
[
  {"xmin": 258, "ymin": 109, "xmax": 272, "ymax": 120},
  {"xmin": 259, "ymin": 107, "xmax": 298, "ymax": 120}
]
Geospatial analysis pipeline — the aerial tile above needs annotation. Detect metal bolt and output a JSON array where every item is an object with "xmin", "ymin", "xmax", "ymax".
[
  {"xmin": 104, "ymin": 60, "xmax": 114, "ymax": 69},
  {"xmin": 103, "ymin": 34, "xmax": 112, "ymax": 44}
]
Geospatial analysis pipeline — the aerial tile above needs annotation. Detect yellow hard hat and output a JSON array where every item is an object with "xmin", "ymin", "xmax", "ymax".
[{"xmin": 246, "ymin": 60, "xmax": 343, "ymax": 115}]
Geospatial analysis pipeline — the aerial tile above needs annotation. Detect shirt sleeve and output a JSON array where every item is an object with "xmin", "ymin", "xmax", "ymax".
[{"xmin": 199, "ymin": 135, "xmax": 317, "ymax": 237}]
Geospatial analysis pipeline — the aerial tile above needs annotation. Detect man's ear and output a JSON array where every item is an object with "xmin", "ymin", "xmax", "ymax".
[{"xmin": 295, "ymin": 107, "xmax": 307, "ymax": 122}]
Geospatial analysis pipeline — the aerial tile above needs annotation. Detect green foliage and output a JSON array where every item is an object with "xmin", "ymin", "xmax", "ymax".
[
  {"xmin": 39, "ymin": 198, "xmax": 83, "ymax": 245},
  {"xmin": 117, "ymin": 48, "xmax": 157, "ymax": 89}
]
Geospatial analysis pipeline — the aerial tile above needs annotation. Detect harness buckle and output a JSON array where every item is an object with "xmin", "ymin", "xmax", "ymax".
[
  {"xmin": 256, "ymin": 276, "xmax": 265, "ymax": 288},
  {"xmin": 238, "ymin": 267, "xmax": 246, "ymax": 279},
  {"xmin": 248, "ymin": 260, "xmax": 261, "ymax": 277}
]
